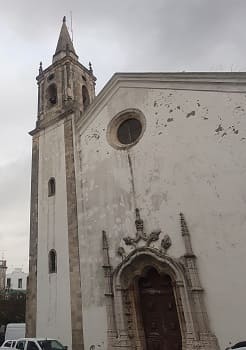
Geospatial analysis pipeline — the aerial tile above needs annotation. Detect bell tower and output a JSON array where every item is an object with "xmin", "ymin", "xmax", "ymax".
[
  {"xmin": 26, "ymin": 17, "xmax": 96, "ymax": 350},
  {"xmin": 37, "ymin": 16, "xmax": 96, "ymax": 127}
]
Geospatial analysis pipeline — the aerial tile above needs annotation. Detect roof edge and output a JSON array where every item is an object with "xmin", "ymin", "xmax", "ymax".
[{"xmin": 76, "ymin": 71, "xmax": 246, "ymax": 131}]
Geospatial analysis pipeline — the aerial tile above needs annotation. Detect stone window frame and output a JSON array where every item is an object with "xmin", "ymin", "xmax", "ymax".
[
  {"xmin": 106, "ymin": 108, "xmax": 146, "ymax": 150},
  {"xmin": 48, "ymin": 177, "xmax": 56, "ymax": 197}
]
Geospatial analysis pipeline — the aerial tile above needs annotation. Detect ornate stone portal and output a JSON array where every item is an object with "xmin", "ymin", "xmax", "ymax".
[{"xmin": 102, "ymin": 210, "xmax": 219, "ymax": 350}]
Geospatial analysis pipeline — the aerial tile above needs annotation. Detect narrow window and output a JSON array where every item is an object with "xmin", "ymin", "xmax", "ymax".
[
  {"xmin": 49, "ymin": 250, "xmax": 57, "ymax": 273},
  {"xmin": 48, "ymin": 177, "xmax": 56, "ymax": 197},
  {"xmin": 47, "ymin": 84, "xmax": 57, "ymax": 106},
  {"xmin": 82, "ymin": 85, "xmax": 90, "ymax": 110},
  {"xmin": 18, "ymin": 278, "xmax": 22, "ymax": 289},
  {"xmin": 6, "ymin": 278, "xmax": 11, "ymax": 288}
]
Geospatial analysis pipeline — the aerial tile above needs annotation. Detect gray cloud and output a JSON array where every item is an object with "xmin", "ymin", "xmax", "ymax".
[{"xmin": 0, "ymin": 158, "xmax": 30, "ymax": 270}]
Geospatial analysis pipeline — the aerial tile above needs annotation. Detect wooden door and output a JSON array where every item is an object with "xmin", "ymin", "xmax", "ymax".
[{"xmin": 138, "ymin": 268, "xmax": 182, "ymax": 350}]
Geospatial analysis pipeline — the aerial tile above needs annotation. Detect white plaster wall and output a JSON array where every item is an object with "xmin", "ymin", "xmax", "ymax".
[
  {"xmin": 6, "ymin": 268, "xmax": 27, "ymax": 290},
  {"xmin": 37, "ymin": 121, "xmax": 72, "ymax": 349},
  {"xmin": 77, "ymin": 83, "xmax": 246, "ymax": 350}
]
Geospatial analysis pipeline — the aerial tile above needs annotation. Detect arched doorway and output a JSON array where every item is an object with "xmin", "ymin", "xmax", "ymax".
[
  {"xmin": 111, "ymin": 243, "xmax": 219, "ymax": 349},
  {"xmin": 138, "ymin": 268, "xmax": 182, "ymax": 350}
]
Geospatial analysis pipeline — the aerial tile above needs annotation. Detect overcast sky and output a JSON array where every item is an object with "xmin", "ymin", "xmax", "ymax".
[{"xmin": 1, "ymin": 0, "xmax": 246, "ymax": 272}]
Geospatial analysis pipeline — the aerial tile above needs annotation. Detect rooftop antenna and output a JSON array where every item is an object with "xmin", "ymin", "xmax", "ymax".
[{"xmin": 70, "ymin": 11, "xmax": 74, "ymax": 42}]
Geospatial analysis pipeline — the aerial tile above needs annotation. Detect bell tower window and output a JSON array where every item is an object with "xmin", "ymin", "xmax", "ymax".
[
  {"xmin": 82, "ymin": 85, "xmax": 90, "ymax": 110},
  {"xmin": 48, "ymin": 250, "xmax": 57, "ymax": 274},
  {"xmin": 48, "ymin": 177, "xmax": 56, "ymax": 197},
  {"xmin": 47, "ymin": 84, "xmax": 57, "ymax": 106}
]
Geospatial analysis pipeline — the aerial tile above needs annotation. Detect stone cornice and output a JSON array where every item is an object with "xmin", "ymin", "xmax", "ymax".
[
  {"xmin": 36, "ymin": 56, "xmax": 96, "ymax": 83},
  {"xmin": 29, "ymin": 108, "xmax": 74, "ymax": 136}
]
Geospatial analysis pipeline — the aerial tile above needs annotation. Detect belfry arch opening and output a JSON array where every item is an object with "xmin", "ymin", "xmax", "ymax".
[
  {"xmin": 82, "ymin": 85, "xmax": 90, "ymax": 110},
  {"xmin": 47, "ymin": 83, "xmax": 57, "ymax": 106}
]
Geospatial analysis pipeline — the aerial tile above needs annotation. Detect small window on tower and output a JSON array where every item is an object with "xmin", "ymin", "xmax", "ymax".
[
  {"xmin": 49, "ymin": 250, "xmax": 57, "ymax": 274},
  {"xmin": 82, "ymin": 85, "xmax": 90, "ymax": 110},
  {"xmin": 47, "ymin": 84, "xmax": 57, "ymax": 106},
  {"xmin": 48, "ymin": 178, "xmax": 56, "ymax": 197}
]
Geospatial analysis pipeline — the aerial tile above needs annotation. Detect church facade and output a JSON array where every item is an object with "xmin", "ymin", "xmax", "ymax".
[{"xmin": 26, "ymin": 18, "xmax": 246, "ymax": 350}]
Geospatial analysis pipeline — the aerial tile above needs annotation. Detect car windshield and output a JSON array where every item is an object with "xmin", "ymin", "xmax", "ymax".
[
  {"xmin": 37, "ymin": 340, "xmax": 64, "ymax": 350},
  {"xmin": 232, "ymin": 342, "xmax": 246, "ymax": 349}
]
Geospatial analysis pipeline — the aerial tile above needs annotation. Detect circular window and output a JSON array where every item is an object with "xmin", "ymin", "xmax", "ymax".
[
  {"xmin": 117, "ymin": 118, "xmax": 142, "ymax": 145},
  {"xmin": 107, "ymin": 109, "xmax": 146, "ymax": 149}
]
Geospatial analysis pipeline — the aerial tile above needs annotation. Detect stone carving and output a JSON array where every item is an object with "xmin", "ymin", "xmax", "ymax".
[
  {"xmin": 123, "ymin": 208, "xmax": 161, "ymax": 248},
  {"xmin": 116, "ymin": 208, "xmax": 174, "ymax": 260},
  {"xmin": 117, "ymin": 246, "xmax": 126, "ymax": 260},
  {"xmin": 111, "ymin": 213, "xmax": 219, "ymax": 350},
  {"xmin": 161, "ymin": 234, "xmax": 172, "ymax": 253}
]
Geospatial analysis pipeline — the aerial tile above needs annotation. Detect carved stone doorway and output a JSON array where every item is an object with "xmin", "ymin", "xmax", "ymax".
[{"xmin": 138, "ymin": 268, "xmax": 182, "ymax": 350}]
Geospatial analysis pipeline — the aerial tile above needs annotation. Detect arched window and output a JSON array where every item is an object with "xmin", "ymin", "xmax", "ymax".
[
  {"xmin": 49, "ymin": 250, "xmax": 57, "ymax": 273},
  {"xmin": 48, "ymin": 177, "xmax": 56, "ymax": 197},
  {"xmin": 82, "ymin": 85, "xmax": 90, "ymax": 110},
  {"xmin": 47, "ymin": 84, "xmax": 57, "ymax": 106}
]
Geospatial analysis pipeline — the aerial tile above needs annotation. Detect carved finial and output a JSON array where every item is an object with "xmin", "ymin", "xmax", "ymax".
[
  {"xmin": 89, "ymin": 61, "xmax": 93, "ymax": 74},
  {"xmin": 39, "ymin": 61, "xmax": 43, "ymax": 75},
  {"xmin": 135, "ymin": 208, "xmax": 144, "ymax": 231},
  {"xmin": 63, "ymin": 16, "xmax": 66, "ymax": 23},
  {"xmin": 180, "ymin": 212, "xmax": 194, "ymax": 256},
  {"xmin": 180, "ymin": 212, "xmax": 190, "ymax": 236}
]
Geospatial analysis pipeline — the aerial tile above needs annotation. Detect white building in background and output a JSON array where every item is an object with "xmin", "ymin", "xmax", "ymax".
[
  {"xmin": 6, "ymin": 268, "xmax": 28, "ymax": 290},
  {"xmin": 26, "ymin": 17, "xmax": 246, "ymax": 350}
]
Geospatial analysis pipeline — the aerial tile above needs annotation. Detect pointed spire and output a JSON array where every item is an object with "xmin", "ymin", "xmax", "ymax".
[{"xmin": 53, "ymin": 16, "xmax": 78, "ymax": 62}]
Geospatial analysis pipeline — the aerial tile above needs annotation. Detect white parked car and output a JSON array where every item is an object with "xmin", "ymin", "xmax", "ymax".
[
  {"xmin": 1, "ymin": 340, "xmax": 16, "ymax": 348},
  {"xmin": 227, "ymin": 342, "xmax": 246, "ymax": 350},
  {"xmin": 1, "ymin": 340, "xmax": 17, "ymax": 348},
  {"xmin": 11, "ymin": 339, "xmax": 67, "ymax": 350}
]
